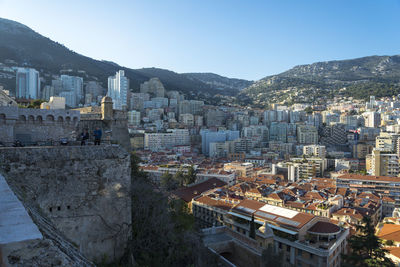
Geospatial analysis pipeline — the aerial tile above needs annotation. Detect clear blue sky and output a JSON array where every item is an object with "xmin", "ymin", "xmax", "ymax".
[{"xmin": 1, "ymin": 0, "xmax": 399, "ymax": 80}]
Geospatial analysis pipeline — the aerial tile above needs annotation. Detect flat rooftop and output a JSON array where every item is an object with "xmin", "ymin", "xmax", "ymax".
[
  {"xmin": 232, "ymin": 199, "xmax": 315, "ymax": 230},
  {"xmin": 0, "ymin": 174, "xmax": 42, "ymax": 244}
]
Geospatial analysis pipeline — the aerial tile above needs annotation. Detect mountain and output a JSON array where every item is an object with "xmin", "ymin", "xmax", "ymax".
[
  {"xmin": 240, "ymin": 55, "xmax": 400, "ymax": 106},
  {"xmin": 183, "ymin": 73, "xmax": 253, "ymax": 93},
  {"xmin": 0, "ymin": 18, "xmax": 249, "ymax": 98}
]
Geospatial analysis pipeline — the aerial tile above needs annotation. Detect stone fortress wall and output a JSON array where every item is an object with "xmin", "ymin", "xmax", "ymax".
[
  {"xmin": 0, "ymin": 98, "xmax": 131, "ymax": 150},
  {"xmin": 0, "ymin": 146, "xmax": 131, "ymax": 263},
  {"xmin": 0, "ymin": 106, "xmax": 80, "ymax": 144}
]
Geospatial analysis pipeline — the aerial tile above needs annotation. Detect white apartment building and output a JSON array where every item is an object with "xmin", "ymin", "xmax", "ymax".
[
  {"xmin": 107, "ymin": 70, "xmax": 129, "ymax": 110},
  {"xmin": 144, "ymin": 129, "xmax": 190, "ymax": 151},
  {"xmin": 303, "ymin": 145, "xmax": 326, "ymax": 158}
]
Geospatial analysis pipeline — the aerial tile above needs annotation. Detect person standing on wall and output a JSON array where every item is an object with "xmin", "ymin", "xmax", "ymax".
[
  {"xmin": 93, "ymin": 127, "xmax": 102, "ymax": 145},
  {"xmin": 80, "ymin": 129, "xmax": 89, "ymax": 146}
]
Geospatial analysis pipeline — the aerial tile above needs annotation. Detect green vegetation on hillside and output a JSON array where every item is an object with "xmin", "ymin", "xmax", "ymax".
[{"xmin": 123, "ymin": 153, "xmax": 218, "ymax": 267}]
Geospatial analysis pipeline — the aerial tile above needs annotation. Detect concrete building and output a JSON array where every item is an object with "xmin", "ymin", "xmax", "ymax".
[
  {"xmin": 223, "ymin": 162, "xmax": 254, "ymax": 177},
  {"xmin": 140, "ymin": 77, "xmax": 165, "ymax": 97},
  {"xmin": 107, "ymin": 70, "xmax": 129, "ymax": 110},
  {"xmin": 194, "ymin": 198, "xmax": 348, "ymax": 267},
  {"xmin": 60, "ymin": 75, "xmax": 83, "ymax": 107},
  {"xmin": 41, "ymin": 85, "xmax": 55, "ymax": 101},
  {"xmin": 367, "ymin": 149, "xmax": 400, "ymax": 177},
  {"xmin": 130, "ymin": 93, "xmax": 150, "ymax": 111},
  {"xmin": 336, "ymin": 174, "xmax": 400, "ymax": 207},
  {"xmin": 363, "ymin": 111, "xmax": 381, "ymax": 128},
  {"xmin": 127, "ymin": 110, "xmax": 141, "ymax": 126},
  {"xmin": 297, "ymin": 125, "xmax": 318, "ymax": 144},
  {"xmin": 40, "ymin": 96, "xmax": 66, "ymax": 110},
  {"xmin": 269, "ymin": 122, "xmax": 288, "ymax": 142},
  {"xmin": 303, "ymin": 145, "xmax": 326, "ymax": 158},
  {"xmin": 375, "ymin": 132, "xmax": 400, "ymax": 153},
  {"xmin": 144, "ymin": 129, "xmax": 190, "ymax": 151},
  {"xmin": 200, "ymin": 130, "xmax": 239, "ymax": 156},
  {"xmin": 15, "ymin": 68, "xmax": 40, "ymax": 99},
  {"xmin": 179, "ymin": 113, "xmax": 194, "ymax": 127}
]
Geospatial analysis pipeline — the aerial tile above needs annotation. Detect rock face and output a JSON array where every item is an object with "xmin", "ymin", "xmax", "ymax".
[
  {"xmin": 7, "ymin": 239, "xmax": 84, "ymax": 267},
  {"xmin": 0, "ymin": 146, "xmax": 131, "ymax": 263}
]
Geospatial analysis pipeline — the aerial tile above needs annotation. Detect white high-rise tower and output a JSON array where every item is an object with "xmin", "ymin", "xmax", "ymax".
[{"xmin": 107, "ymin": 70, "xmax": 129, "ymax": 110}]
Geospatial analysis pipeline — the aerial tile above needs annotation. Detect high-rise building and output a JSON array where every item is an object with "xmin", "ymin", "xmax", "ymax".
[
  {"xmin": 60, "ymin": 75, "xmax": 83, "ymax": 107},
  {"xmin": 59, "ymin": 91, "xmax": 76, "ymax": 107},
  {"xmin": 130, "ymin": 93, "xmax": 150, "ymax": 111},
  {"xmin": 269, "ymin": 122, "xmax": 288, "ymax": 142},
  {"xmin": 15, "ymin": 68, "xmax": 40, "ymax": 99},
  {"xmin": 297, "ymin": 125, "xmax": 318, "ymax": 144},
  {"xmin": 363, "ymin": 111, "xmax": 381, "ymax": 128},
  {"xmin": 140, "ymin": 77, "xmax": 165, "ymax": 97},
  {"xmin": 127, "ymin": 110, "xmax": 141, "ymax": 126},
  {"xmin": 200, "ymin": 130, "xmax": 239, "ymax": 156},
  {"xmin": 85, "ymin": 81, "xmax": 105, "ymax": 102},
  {"xmin": 107, "ymin": 70, "xmax": 129, "ymax": 110},
  {"xmin": 41, "ymin": 85, "xmax": 55, "ymax": 101},
  {"xmin": 367, "ymin": 149, "xmax": 400, "ymax": 177}
]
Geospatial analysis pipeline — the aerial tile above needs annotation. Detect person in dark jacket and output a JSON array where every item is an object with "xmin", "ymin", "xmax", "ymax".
[
  {"xmin": 80, "ymin": 129, "xmax": 89, "ymax": 146},
  {"xmin": 93, "ymin": 127, "xmax": 102, "ymax": 145}
]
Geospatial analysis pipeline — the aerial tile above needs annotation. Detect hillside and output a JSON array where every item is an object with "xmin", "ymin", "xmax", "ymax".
[
  {"xmin": 0, "ymin": 18, "xmax": 248, "ymax": 98},
  {"xmin": 240, "ymin": 55, "xmax": 400, "ymax": 107},
  {"xmin": 183, "ymin": 72, "xmax": 253, "ymax": 94}
]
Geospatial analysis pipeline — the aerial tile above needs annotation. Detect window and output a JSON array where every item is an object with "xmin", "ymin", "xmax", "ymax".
[
  {"xmin": 287, "ymin": 245, "xmax": 291, "ymax": 252},
  {"xmin": 298, "ymin": 250, "xmax": 302, "ymax": 256},
  {"xmin": 279, "ymin": 242, "xmax": 282, "ymax": 249},
  {"xmin": 49, "ymin": 207, "xmax": 52, "ymax": 212},
  {"xmin": 57, "ymin": 206, "xmax": 61, "ymax": 211}
]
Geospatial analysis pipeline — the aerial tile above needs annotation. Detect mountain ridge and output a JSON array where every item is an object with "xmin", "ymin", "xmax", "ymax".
[
  {"xmin": 0, "ymin": 17, "xmax": 250, "ymax": 98},
  {"xmin": 240, "ymin": 54, "xmax": 400, "ymax": 106}
]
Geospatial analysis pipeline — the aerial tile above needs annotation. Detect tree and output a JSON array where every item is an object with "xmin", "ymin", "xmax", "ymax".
[
  {"xmin": 125, "ymin": 152, "xmax": 219, "ymax": 266},
  {"xmin": 174, "ymin": 170, "xmax": 185, "ymax": 187},
  {"xmin": 249, "ymin": 214, "xmax": 256, "ymax": 239},
  {"xmin": 27, "ymin": 99, "xmax": 45, "ymax": 109},
  {"xmin": 160, "ymin": 171, "xmax": 177, "ymax": 191},
  {"xmin": 304, "ymin": 106, "xmax": 313, "ymax": 114},
  {"xmin": 184, "ymin": 165, "xmax": 196, "ymax": 186},
  {"xmin": 342, "ymin": 216, "xmax": 395, "ymax": 267}
]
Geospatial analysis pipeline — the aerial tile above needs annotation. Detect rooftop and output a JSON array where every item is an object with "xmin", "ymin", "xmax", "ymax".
[
  {"xmin": 232, "ymin": 199, "xmax": 315, "ymax": 230},
  {"xmin": 337, "ymin": 174, "xmax": 400, "ymax": 183}
]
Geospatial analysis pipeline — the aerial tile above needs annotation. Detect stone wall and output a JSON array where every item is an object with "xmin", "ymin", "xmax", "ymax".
[
  {"xmin": 0, "ymin": 106, "xmax": 80, "ymax": 144},
  {"xmin": 0, "ymin": 146, "xmax": 131, "ymax": 262}
]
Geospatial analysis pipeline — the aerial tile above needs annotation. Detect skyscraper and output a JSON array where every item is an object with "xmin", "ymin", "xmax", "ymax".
[
  {"xmin": 60, "ymin": 75, "xmax": 83, "ymax": 107},
  {"xmin": 15, "ymin": 68, "xmax": 40, "ymax": 99},
  {"xmin": 107, "ymin": 70, "xmax": 129, "ymax": 110}
]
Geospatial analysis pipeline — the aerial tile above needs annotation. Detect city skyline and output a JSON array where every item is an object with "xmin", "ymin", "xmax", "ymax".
[{"xmin": 1, "ymin": 0, "xmax": 399, "ymax": 80}]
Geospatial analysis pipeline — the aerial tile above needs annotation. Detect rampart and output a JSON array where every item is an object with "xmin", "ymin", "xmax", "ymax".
[
  {"xmin": 0, "ymin": 145, "xmax": 131, "ymax": 262},
  {"xmin": 0, "ymin": 106, "xmax": 80, "ymax": 144}
]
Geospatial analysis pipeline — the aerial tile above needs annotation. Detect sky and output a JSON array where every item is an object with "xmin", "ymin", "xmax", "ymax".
[{"xmin": 0, "ymin": 0, "xmax": 400, "ymax": 80}]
